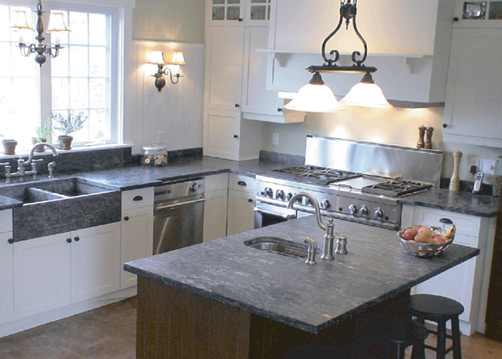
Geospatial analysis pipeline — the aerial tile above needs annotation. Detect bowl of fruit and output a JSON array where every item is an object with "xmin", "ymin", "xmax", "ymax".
[{"xmin": 397, "ymin": 218, "xmax": 455, "ymax": 257}]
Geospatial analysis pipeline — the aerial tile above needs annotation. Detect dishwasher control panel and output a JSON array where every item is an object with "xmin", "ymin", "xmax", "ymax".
[{"xmin": 154, "ymin": 178, "xmax": 205, "ymax": 203}]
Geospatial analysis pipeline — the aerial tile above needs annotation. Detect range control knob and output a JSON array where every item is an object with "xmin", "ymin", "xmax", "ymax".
[
  {"xmin": 189, "ymin": 183, "xmax": 199, "ymax": 192},
  {"xmin": 321, "ymin": 199, "xmax": 330, "ymax": 209},
  {"xmin": 348, "ymin": 204, "xmax": 358, "ymax": 215},
  {"xmin": 286, "ymin": 192, "xmax": 293, "ymax": 201},
  {"xmin": 262, "ymin": 187, "xmax": 273, "ymax": 198},
  {"xmin": 373, "ymin": 207, "xmax": 384, "ymax": 219},
  {"xmin": 359, "ymin": 205, "xmax": 369, "ymax": 216},
  {"xmin": 275, "ymin": 190, "xmax": 285, "ymax": 200}
]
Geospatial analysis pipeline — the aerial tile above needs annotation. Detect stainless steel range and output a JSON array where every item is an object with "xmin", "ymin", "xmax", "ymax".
[{"xmin": 255, "ymin": 135, "xmax": 443, "ymax": 230}]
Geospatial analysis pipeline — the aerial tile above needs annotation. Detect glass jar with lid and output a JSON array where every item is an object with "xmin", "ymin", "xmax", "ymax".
[{"xmin": 141, "ymin": 145, "xmax": 168, "ymax": 167}]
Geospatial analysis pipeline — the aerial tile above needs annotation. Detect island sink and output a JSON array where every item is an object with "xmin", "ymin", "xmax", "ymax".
[{"xmin": 244, "ymin": 236, "xmax": 322, "ymax": 259}]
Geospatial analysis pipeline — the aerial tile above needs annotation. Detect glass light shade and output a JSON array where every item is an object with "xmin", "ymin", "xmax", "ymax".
[
  {"xmin": 47, "ymin": 12, "xmax": 70, "ymax": 32},
  {"xmin": 340, "ymin": 82, "xmax": 392, "ymax": 109},
  {"xmin": 169, "ymin": 51, "xmax": 186, "ymax": 65},
  {"xmin": 284, "ymin": 83, "xmax": 342, "ymax": 113},
  {"xmin": 146, "ymin": 51, "xmax": 165, "ymax": 65},
  {"xmin": 11, "ymin": 10, "xmax": 33, "ymax": 30}
]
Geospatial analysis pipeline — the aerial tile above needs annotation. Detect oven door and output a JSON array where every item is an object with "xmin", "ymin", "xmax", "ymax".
[{"xmin": 254, "ymin": 202, "xmax": 297, "ymax": 228}]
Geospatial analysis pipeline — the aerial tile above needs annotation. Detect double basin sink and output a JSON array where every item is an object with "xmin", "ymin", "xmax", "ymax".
[{"xmin": 0, "ymin": 177, "xmax": 121, "ymax": 241}]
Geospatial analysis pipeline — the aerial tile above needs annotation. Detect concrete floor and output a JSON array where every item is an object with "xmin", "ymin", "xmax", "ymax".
[{"xmin": 0, "ymin": 298, "xmax": 136, "ymax": 359}]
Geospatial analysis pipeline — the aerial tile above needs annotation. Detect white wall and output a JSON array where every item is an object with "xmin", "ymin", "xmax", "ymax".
[
  {"xmin": 261, "ymin": 106, "xmax": 502, "ymax": 184},
  {"xmin": 124, "ymin": 41, "xmax": 205, "ymax": 154}
]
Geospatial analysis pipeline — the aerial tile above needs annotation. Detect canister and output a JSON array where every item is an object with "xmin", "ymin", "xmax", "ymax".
[{"xmin": 141, "ymin": 145, "xmax": 168, "ymax": 167}]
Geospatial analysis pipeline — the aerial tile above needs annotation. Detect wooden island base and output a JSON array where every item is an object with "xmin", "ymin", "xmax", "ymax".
[{"xmin": 136, "ymin": 277, "xmax": 411, "ymax": 359}]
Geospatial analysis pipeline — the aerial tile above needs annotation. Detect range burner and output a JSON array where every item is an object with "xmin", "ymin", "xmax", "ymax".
[
  {"xmin": 271, "ymin": 166, "xmax": 361, "ymax": 186},
  {"xmin": 361, "ymin": 180, "xmax": 433, "ymax": 197}
]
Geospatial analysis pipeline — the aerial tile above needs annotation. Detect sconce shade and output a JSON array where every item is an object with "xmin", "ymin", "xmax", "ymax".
[
  {"xmin": 169, "ymin": 51, "xmax": 185, "ymax": 65},
  {"xmin": 284, "ymin": 73, "xmax": 342, "ymax": 113},
  {"xmin": 147, "ymin": 51, "xmax": 166, "ymax": 65},
  {"xmin": 47, "ymin": 12, "xmax": 70, "ymax": 32},
  {"xmin": 11, "ymin": 10, "xmax": 34, "ymax": 30},
  {"xmin": 340, "ymin": 73, "xmax": 392, "ymax": 108}
]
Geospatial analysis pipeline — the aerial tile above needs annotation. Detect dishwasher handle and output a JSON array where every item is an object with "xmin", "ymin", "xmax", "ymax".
[{"xmin": 155, "ymin": 197, "xmax": 206, "ymax": 211}]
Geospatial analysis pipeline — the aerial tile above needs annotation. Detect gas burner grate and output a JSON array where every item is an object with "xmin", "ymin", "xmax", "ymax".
[
  {"xmin": 361, "ymin": 180, "xmax": 433, "ymax": 197},
  {"xmin": 271, "ymin": 165, "xmax": 361, "ymax": 185}
]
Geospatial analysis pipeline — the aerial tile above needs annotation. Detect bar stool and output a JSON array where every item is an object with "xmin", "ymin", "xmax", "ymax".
[
  {"xmin": 409, "ymin": 294, "xmax": 464, "ymax": 359},
  {"xmin": 358, "ymin": 318, "xmax": 428, "ymax": 359}
]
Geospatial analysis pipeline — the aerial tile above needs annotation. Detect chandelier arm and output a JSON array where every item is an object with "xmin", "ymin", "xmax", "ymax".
[
  {"xmin": 321, "ymin": 14, "xmax": 344, "ymax": 65},
  {"xmin": 350, "ymin": 13, "xmax": 368, "ymax": 65},
  {"xmin": 162, "ymin": 67, "xmax": 181, "ymax": 85},
  {"xmin": 48, "ymin": 45, "xmax": 61, "ymax": 58}
]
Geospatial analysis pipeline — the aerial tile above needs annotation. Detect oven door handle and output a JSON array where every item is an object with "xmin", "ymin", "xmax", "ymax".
[
  {"xmin": 155, "ymin": 198, "xmax": 206, "ymax": 211},
  {"xmin": 253, "ymin": 207, "xmax": 297, "ymax": 220}
]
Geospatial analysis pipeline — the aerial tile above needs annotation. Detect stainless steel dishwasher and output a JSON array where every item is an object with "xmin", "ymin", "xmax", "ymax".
[{"xmin": 153, "ymin": 178, "xmax": 205, "ymax": 254}]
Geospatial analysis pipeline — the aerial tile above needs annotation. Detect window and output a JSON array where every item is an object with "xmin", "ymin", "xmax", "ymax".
[{"xmin": 0, "ymin": 2, "xmax": 118, "ymax": 152}]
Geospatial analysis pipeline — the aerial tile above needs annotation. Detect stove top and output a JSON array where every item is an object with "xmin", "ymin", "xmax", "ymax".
[
  {"xmin": 361, "ymin": 180, "xmax": 433, "ymax": 197},
  {"xmin": 271, "ymin": 165, "xmax": 361, "ymax": 186}
]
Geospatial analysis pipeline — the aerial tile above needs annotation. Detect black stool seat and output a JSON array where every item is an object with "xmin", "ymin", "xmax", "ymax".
[{"xmin": 409, "ymin": 294, "xmax": 464, "ymax": 359}]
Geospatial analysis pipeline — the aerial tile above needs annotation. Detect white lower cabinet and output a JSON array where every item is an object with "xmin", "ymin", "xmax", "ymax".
[
  {"xmin": 13, "ymin": 223, "xmax": 120, "ymax": 320},
  {"xmin": 0, "ymin": 223, "xmax": 14, "ymax": 325},
  {"xmin": 120, "ymin": 188, "xmax": 154, "ymax": 289},
  {"xmin": 204, "ymin": 189, "xmax": 229, "ymax": 242},
  {"xmin": 227, "ymin": 174, "xmax": 256, "ymax": 236},
  {"xmin": 401, "ymin": 205, "xmax": 496, "ymax": 335}
]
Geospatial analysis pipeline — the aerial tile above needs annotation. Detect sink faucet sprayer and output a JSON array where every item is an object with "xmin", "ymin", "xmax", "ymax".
[{"xmin": 287, "ymin": 192, "xmax": 337, "ymax": 261}]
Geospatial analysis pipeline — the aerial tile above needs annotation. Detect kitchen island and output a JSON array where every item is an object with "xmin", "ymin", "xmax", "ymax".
[{"xmin": 125, "ymin": 215, "xmax": 479, "ymax": 358}]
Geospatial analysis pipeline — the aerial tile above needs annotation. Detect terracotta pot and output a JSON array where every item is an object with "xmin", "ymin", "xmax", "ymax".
[
  {"xmin": 58, "ymin": 135, "xmax": 73, "ymax": 150},
  {"xmin": 31, "ymin": 138, "xmax": 48, "ymax": 152},
  {"xmin": 2, "ymin": 139, "xmax": 17, "ymax": 155}
]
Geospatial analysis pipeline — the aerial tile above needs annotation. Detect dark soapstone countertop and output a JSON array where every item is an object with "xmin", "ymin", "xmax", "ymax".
[
  {"xmin": 124, "ymin": 215, "xmax": 479, "ymax": 334},
  {"xmin": 400, "ymin": 188, "xmax": 499, "ymax": 218}
]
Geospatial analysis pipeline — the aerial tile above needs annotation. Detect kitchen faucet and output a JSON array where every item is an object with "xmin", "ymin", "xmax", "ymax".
[
  {"xmin": 287, "ymin": 192, "xmax": 337, "ymax": 261},
  {"xmin": 0, "ymin": 143, "xmax": 58, "ymax": 183}
]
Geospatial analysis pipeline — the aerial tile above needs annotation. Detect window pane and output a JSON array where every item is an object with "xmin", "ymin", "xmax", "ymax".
[
  {"xmin": 69, "ymin": 12, "xmax": 88, "ymax": 45},
  {"xmin": 52, "ymin": 78, "xmax": 70, "ymax": 110},
  {"xmin": 89, "ymin": 13, "xmax": 107, "ymax": 45},
  {"xmin": 69, "ymin": 78, "xmax": 89, "ymax": 109},
  {"xmin": 51, "ymin": 50, "xmax": 69, "ymax": 77},
  {"xmin": 89, "ymin": 47, "xmax": 107, "ymax": 77},
  {"xmin": 69, "ymin": 46, "xmax": 89, "ymax": 77},
  {"xmin": 89, "ymin": 79, "xmax": 106, "ymax": 108}
]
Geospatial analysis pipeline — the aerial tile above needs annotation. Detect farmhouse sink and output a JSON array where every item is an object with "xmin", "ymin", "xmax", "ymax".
[
  {"xmin": 7, "ymin": 187, "xmax": 67, "ymax": 204},
  {"xmin": 244, "ymin": 236, "xmax": 322, "ymax": 259}
]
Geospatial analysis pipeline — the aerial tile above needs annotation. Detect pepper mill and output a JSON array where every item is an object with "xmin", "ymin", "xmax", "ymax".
[
  {"xmin": 417, "ymin": 125, "xmax": 426, "ymax": 148},
  {"xmin": 425, "ymin": 127, "xmax": 434, "ymax": 149},
  {"xmin": 449, "ymin": 151, "xmax": 463, "ymax": 192}
]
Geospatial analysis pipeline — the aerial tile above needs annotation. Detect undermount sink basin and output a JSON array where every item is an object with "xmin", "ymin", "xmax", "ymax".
[
  {"xmin": 33, "ymin": 177, "xmax": 110, "ymax": 197},
  {"xmin": 244, "ymin": 237, "xmax": 321, "ymax": 259},
  {"xmin": 8, "ymin": 187, "xmax": 67, "ymax": 204}
]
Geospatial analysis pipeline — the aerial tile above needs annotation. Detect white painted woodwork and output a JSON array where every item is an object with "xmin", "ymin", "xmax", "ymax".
[
  {"xmin": 205, "ymin": 172, "xmax": 229, "ymax": 193},
  {"xmin": 453, "ymin": 0, "xmax": 502, "ymax": 28},
  {"xmin": 401, "ymin": 205, "xmax": 496, "ymax": 335},
  {"xmin": 120, "ymin": 206, "xmax": 154, "ymax": 288},
  {"xmin": 227, "ymin": 174, "xmax": 256, "ymax": 236},
  {"xmin": 71, "ymin": 224, "xmax": 121, "ymax": 303},
  {"xmin": 0, "ymin": 210, "xmax": 11, "ymax": 230},
  {"xmin": 0, "ymin": 230, "xmax": 14, "ymax": 325},
  {"xmin": 121, "ymin": 187, "xmax": 154, "ymax": 210},
  {"xmin": 13, "ymin": 233, "xmax": 72, "ymax": 320},
  {"xmin": 203, "ymin": 189, "xmax": 229, "ymax": 242},
  {"xmin": 229, "ymin": 173, "xmax": 256, "ymax": 194},
  {"xmin": 443, "ymin": 28, "xmax": 502, "ymax": 147},
  {"xmin": 206, "ymin": 0, "xmax": 271, "ymax": 27}
]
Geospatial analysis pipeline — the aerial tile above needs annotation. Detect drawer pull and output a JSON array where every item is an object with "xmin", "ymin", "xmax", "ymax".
[
  {"xmin": 74, "ymin": 236, "xmax": 80, "ymax": 242},
  {"xmin": 66, "ymin": 238, "xmax": 72, "ymax": 243},
  {"xmin": 124, "ymin": 216, "xmax": 130, "ymax": 221},
  {"xmin": 248, "ymin": 199, "xmax": 253, "ymax": 203},
  {"xmin": 133, "ymin": 195, "xmax": 144, "ymax": 201},
  {"xmin": 7, "ymin": 238, "xmax": 13, "ymax": 244},
  {"xmin": 237, "ymin": 181, "xmax": 247, "ymax": 186}
]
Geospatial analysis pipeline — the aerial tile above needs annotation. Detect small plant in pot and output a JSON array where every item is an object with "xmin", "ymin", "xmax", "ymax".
[
  {"xmin": 0, "ymin": 133, "xmax": 18, "ymax": 156},
  {"xmin": 32, "ymin": 119, "xmax": 53, "ymax": 152},
  {"xmin": 51, "ymin": 111, "xmax": 86, "ymax": 150}
]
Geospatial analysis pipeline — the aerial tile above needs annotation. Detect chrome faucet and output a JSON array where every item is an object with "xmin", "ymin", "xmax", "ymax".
[
  {"xmin": 304, "ymin": 237, "xmax": 317, "ymax": 265},
  {"xmin": 287, "ymin": 192, "xmax": 337, "ymax": 261},
  {"xmin": 2, "ymin": 143, "xmax": 58, "ymax": 183}
]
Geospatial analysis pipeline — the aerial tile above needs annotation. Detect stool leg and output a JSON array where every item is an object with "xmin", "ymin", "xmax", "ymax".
[
  {"xmin": 437, "ymin": 320, "xmax": 447, "ymax": 359},
  {"xmin": 451, "ymin": 315, "xmax": 462, "ymax": 359},
  {"xmin": 396, "ymin": 343, "xmax": 405, "ymax": 359},
  {"xmin": 411, "ymin": 340, "xmax": 426, "ymax": 359}
]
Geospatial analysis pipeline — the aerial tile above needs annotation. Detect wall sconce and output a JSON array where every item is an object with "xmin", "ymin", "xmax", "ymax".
[
  {"xmin": 11, "ymin": 0, "xmax": 70, "ymax": 67},
  {"xmin": 285, "ymin": 0, "xmax": 391, "ymax": 112},
  {"xmin": 146, "ymin": 51, "xmax": 185, "ymax": 92}
]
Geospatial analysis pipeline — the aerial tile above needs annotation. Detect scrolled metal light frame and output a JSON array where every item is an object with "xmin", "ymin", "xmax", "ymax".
[
  {"xmin": 153, "ymin": 65, "xmax": 181, "ymax": 92},
  {"xmin": 307, "ymin": 0, "xmax": 377, "ymax": 76}
]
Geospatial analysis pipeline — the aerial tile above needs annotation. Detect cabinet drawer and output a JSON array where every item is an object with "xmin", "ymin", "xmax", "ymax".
[
  {"xmin": 121, "ymin": 188, "xmax": 154, "ymax": 211},
  {"xmin": 0, "ymin": 210, "xmax": 12, "ymax": 234},
  {"xmin": 205, "ymin": 173, "xmax": 229, "ymax": 193},
  {"xmin": 229, "ymin": 173, "xmax": 256, "ymax": 194},
  {"xmin": 411, "ymin": 206, "xmax": 481, "ymax": 238}
]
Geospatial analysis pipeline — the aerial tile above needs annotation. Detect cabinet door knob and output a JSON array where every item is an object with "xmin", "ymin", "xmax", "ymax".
[
  {"xmin": 442, "ymin": 123, "xmax": 448, "ymax": 128},
  {"xmin": 7, "ymin": 238, "xmax": 13, "ymax": 244},
  {"xmin": 238, "ymin": 18, "xmax": 243, "ymax": 22},
  {"xmin": 66, "ymin": 238, "xmax": 72, "ymax": 243},
  {"xmin": 233, "ymin": 135, "xmax": 239, "ymax": 139},
  {"xmin": 74, "ymin": 236, "xmax": 80, "ymax": 242},
  {"xmin": 234, "ymin": 103, "xmax": 240, "ymax": 108},
  {"xmin": 124, "ymin": 216, "xmax": 130, "ymax": 221},
  {"xmin": 248, "ymin": 199, "xmax": 253, "ymax": 203},
  {"xmin": 277, "ymin": 108, "xmax": 283, "ymax": 112},
  {"xmin": 133, "ymin": 195, "xmax": 143, "ymax": 201},
  {"xmin": 453, "ymin": 17, "xmax": 459, "ymax": 22},
  {"xmin": 237, "ymin": 181, "xmax": 247, "ymax": 186}
]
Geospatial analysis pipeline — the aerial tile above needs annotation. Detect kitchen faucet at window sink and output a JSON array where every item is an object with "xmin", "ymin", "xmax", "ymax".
[
  {"xmin": 0, "ymin": 142, "xmax": 58, "ymax": 183},
  {"xmin": 287, "ymin": 192, "xmax": 338, "ymax": 261}
]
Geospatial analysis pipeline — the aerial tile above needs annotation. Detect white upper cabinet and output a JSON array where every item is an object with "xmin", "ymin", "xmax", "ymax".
[
  {"xmin": 443, "ymin": 28, "xmax": 502, "ymax": 147},
  {"xmin": 453, "ymin": 0, "xmax": 502, "ymax": 28},
  {"xmin": 266, "ymin": 0, "xmax": 456, "ymax": 104},
  {"xmin": 207, "ymin": 0, "xmax": 272, "ymax": 27}
]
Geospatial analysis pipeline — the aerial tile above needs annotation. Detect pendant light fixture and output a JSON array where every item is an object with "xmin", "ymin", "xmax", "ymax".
[{"xmin": 285, "ymin": 0, "xmax": 391, "ymax": 112}]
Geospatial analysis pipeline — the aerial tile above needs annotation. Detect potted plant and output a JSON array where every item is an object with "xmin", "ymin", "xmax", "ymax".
[
  {"xmin": 52, "ymin": 111, "xmax": 86, "ymax": 150},
  {"xmin": 32, "ymin": 118, "xmax": 53, "ymax": 152},
  {"xmin": 0, "ymin": 133, "xmax": 18, "ymax": 155}
]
